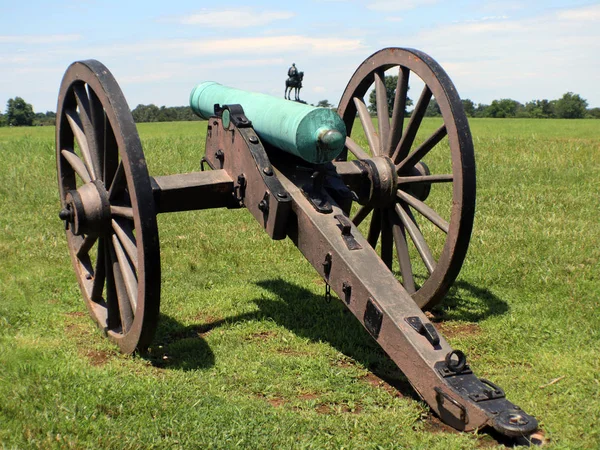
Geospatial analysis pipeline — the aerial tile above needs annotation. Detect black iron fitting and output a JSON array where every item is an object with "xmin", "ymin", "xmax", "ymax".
[
  {"xmin": 302, "ymin": 168, "xmax": 333, "ymax": 214},
  {"xmin": 334, "ymin": 215, "xmax": 362, "ymax": 250},
  {"xmin": 405, "ymin": 316, "xmax": 440, "ymax": 346},
  {"xmin": 215, "ymin": 104, "xmax": 253, "ymax": 128}
]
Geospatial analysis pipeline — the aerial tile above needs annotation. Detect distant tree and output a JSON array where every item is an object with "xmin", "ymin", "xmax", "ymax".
[
  {"xmin": 524, "ymin": 99, "xmax": 555, "ymax": 118},
  {"xmin": 132, "ymin": 104, "xmax": 201, "ymax": 123},
  {"xmin": 485, "ymin": 99, "xmax": 523, "ymax": 118},
  {"xmin": 461, "ymin": 99, "xmax": 475, "ymax": 117},
  {"xmin": 6, "ymin": 97, "xmax": 35, "ymax": 126},
  {"xmin": 0, "ymin": 112, "xmax": 6, "ymax": 127},
  {"xmin": 132, "ymin": 104, "xmax": 160, "ymax": 122},
  {"xmin": 368, "ymin": 75, "xmax": 412, "ymax": 117},
  {"xmin": 474, "ymin": 103, "xmax": 489, "ymax": 118},
  {"xmin": 554, "ymin": 92, "xmax": 588, "ymax": 119},
  {"xmin": 316, "ymin": 99, "xmax": 333, "ymax": 108},
  {"xmin": 424, "ymin": 98, "xmax": 441, "ymax": 117},
  {"xmin": 31, "ymin": 111, "xmax": 57, "ymax": 126},
  {"xmin": 587, "ymin": 107, "xmax": 600, "ymax": 119}
]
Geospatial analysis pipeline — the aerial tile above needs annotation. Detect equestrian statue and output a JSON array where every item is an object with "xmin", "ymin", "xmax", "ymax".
[{"xmin": 285, "ymin": 63, "xmax": 304, "ymax": 101}]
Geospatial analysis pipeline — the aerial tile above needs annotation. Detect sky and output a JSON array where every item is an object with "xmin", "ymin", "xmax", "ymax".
[{"xmin": 1, "ymin": 0, "xmax": 599, "ymax": 114}]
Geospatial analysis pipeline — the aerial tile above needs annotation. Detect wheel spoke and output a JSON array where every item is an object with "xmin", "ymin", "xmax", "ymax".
[
  {"xmin": 91, "ymin": 237, "xmax": 106, "ymax": 302},
  {"xmin": 391, "ymin": 85, "xmax": 432, "ymax": 163},
  {"xmin": 108, "ymin": 239, "xmax": 134, "ymax": 333},
  {"xmin": 61, "ymin": 149, "xmax": 91, "ymax": 184},
  {"xmin": 390, "ymin": 208, "xmax": 416, "ymax": 294},
  {"xmin": 352, "ymin": 205, "xmax": 373, "ymax": 226},
  {"xmin": 367, "ymin": 208, "xmax": 381, "ymax": 248},
  {"xmin": 112, "ymin": 218, "xmax": 138, "ymax": 269},
  {"xmin": 111, "ymin": 205, "xmax": 134, "ymax": 219},
  {"xmin": 112, "ymin": 234, "xmax": 138, "ymax": 312},
  {"xmin": 104, "ymin": 119, "xmax": 119, "ymax": 187},
  {"xmin": 387, "ymin": 66, "xmax": 409, "ymax": 156},
  {"xmin": 396, "ymin": 125, "xmax": 447, "ymax": 173},
  {"xmin": 395, "ymin": 203, "xmax": 436, "ymax": 274},
  {"xmin": 108, "ymin": 162, "xmax": 126, "ymax": 200},
  {"xmin": 374, "ymin": 69, "xmax": 390, "ymax": 155},
  {"xmin": 70, "ymin": 233, "xmax": 94, "ymax": 279},
  {"xmin": 76, "ymin": 234, "xmax": 97, "ymax": 258},
  {"xmin": 396, "ymin": 189, "xmax": 449, "ymax": 233},
  {"xmin": 380, "ymin": 209, "xmax": 393, "ymax": 269},
  {"xmin": 397, "ymin": 174, "xmax": 453, "ymax": 185},
  {"xmin": 104, "ymin": 241, "xmax": 121, "ymax": 329},
  {"xmin": 88, "ymin": 87, "xmax": 106, "ymax": 181},
  {"xmin": 353, "ymin": 97, "xmax": 380, "ymax": 156},
  {"xmin": 65, "ymin": 108, "xmax": 97, "ymax": 180},
  {"xmin": 345, "ymin": 136, "xmax": 370, "ymax": 160},
  {"xmin": 73, "ymin": 84, "xmax": 101, "ymax": 179}
]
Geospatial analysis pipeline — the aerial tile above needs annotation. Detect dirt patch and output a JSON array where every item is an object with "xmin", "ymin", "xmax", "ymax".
[
  {"xmin": 85, "ymin": 350, "xmax": 112, "ymax": 367},
  {"xmin": 65, "ymin": 311, "xmax": 86, "ymax": 318},
  {"xmin": 330, "ymin": 358, "xmax": 356, "ymax": 369},
  {"xmin": 313, "ymin": 402, "xmax": 362, "ymax": 415},
  {"xmin": 299, "ymin": 393, "xmax": 318, "ymax": 401},
  {"xmin": 268, "ymin": 397, "xmax": 286, "ymax": 408},
  {"xmin": 434, "ymin": 322, "xmax": 481, "ymax": 340},
  {"xmin": 245, "ymin": 331, "xmax": 277, "ymax": 341},
  {"xmin": 277, "ymin": 348, "xmax": 311, "ymax": 357},
  {"xmin": 315, "ymin": 404, "xmax": 331, "ymax": 414}
]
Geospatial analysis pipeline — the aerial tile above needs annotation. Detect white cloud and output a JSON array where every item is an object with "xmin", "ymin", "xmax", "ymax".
[
  {"xmin": 368, "ymin": 0, "xmax": 438, "ymax": 12},
  {"xmin": 405, "ymin": 4, "xmax": 600, "ymax": 105},
  {"xmin": 180, "ymin": 9, "xmax": 294, "ymax": 28},
  {"xmin": 0, "ymin": 34, "xmax": 81, "ymax": 44},
  {"xmin": 78, "ymin": 35, "xmax": 365, "ymax": 58},
  {"xmin": 313, "ymin": 86, "xmax": 326, "ymax": 93},
  {"xmin": 556, "ymin": 3, "xmax": 600, "ymax": 21}
]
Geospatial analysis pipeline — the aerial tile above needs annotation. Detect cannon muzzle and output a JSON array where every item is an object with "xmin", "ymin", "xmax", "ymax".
[{"xmin": 190, "ymin": 82, "xmax": 346, "ymax": 164}]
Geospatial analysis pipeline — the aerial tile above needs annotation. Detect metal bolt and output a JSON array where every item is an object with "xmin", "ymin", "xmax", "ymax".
[
  {"xmin": 276, "ymin": 192, "xmax": 288, "ymax": 199},
  {"xmin": 249, "ymin": 135, "xmax": 259, "ymax": 144},
  {"xmin": 258, "ymin": 199, "xmax": 268, "ymax": 211},
  {"xmin": 58, "ymin": 208, "xmax": 73, "ymax": 221},
  {"xmin": 263, "ymin": 167, "xmax": 273, "ymax": 176}
]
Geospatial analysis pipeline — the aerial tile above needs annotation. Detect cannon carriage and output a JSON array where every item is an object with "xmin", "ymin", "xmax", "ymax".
[{"xmin": 55, "ymin": 48, "xmax": 538, "ymax": 440}]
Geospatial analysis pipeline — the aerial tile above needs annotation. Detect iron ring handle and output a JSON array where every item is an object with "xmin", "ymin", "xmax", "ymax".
[{"xmin": 445, "ymin": 350, "xmax": 467, "ymax": 373}]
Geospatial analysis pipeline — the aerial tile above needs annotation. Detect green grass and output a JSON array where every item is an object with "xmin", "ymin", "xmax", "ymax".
[{"xmin": 1, "ymin": 118, "xmax": 599, "ymax": 448}]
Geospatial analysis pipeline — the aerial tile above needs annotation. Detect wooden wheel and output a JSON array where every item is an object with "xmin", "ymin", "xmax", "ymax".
[
  {"xmin": 56, "ymin": 60, "xmax": 160, "ymax": 353},
  {"xmin": 337, "ymin": 48, "xmax": 476, "ymax": 310}
]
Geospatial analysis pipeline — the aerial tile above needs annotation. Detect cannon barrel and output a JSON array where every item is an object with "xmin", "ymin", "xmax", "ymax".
[{"xmin": 190, "ymin": 82, "xmax": 346, "ymax": 164}]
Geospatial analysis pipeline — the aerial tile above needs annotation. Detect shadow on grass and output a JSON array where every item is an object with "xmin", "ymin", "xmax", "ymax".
[
  {"xmin": 253, "ymin": 279, "xmax": 416, "ymax": 399},
  {"xmin": 144, "ymin": 313, "xmax": 258, "ymax": 371},
  {"xmin": 146, "ymin": 277, "xmax": 508, "ymax": 387},
  {"xmin": 430, "ymin": 280, "xmax": 509, "ymax": 322}
]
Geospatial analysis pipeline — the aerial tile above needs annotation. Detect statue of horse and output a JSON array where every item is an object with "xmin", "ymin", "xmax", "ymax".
[{"xmin": 285, "ymin": 72, "xmax": 304, "ymax": 101}]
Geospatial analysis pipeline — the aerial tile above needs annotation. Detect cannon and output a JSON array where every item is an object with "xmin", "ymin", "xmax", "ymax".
[{"xmin": 55, "ymin": 48, "xmax": 538, "ymax": 440}]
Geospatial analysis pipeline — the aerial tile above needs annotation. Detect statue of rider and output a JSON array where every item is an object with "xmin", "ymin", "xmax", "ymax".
[{"xmin": 288, "ymin": 63, "xmax": 298, "ymax": 82}]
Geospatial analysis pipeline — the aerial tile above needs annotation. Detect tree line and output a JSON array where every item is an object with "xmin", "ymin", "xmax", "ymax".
[
  {"xmin": 365, "ymin": 75, "xmax": 598, "ymax": 119},
  {"xmin": 2, "ymin": 88, "xmax": 599, "ymax": 127},
  {"xmin": 0, "ymin": 99, "xmax": 202, "ymax": 127}
]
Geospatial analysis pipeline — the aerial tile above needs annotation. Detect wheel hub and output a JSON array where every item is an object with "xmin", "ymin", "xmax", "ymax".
[
  {"xmin": 363, "ymin": 156, "xmax": 398, "ymax": 207},
  {"xmin": 60, "ymin": 180, "xmax": 111, "ymax": 236}
]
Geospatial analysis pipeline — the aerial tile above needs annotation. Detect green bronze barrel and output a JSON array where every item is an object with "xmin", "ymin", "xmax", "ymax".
[{"xmin": 190, "ymin": 82, "xmax": 346, "ymax": 164}]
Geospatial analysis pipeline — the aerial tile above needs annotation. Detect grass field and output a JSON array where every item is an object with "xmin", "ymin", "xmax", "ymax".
[{"xmin": 0, "ymin": 118, "xmax": 599, "ymax": 449}]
